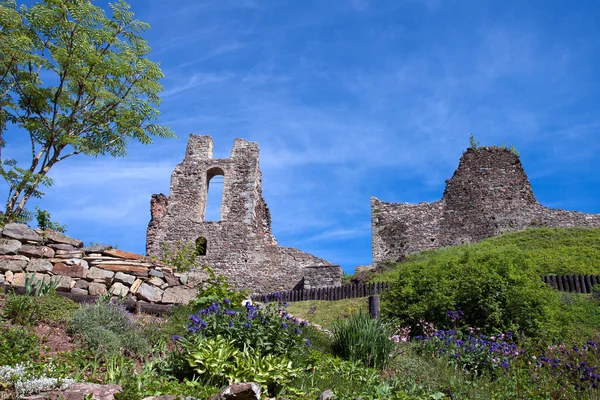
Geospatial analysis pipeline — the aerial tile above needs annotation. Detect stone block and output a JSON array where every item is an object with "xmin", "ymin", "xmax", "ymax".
[
  {"xmin": 83, "ymin": 244, "xmax": 112, "ymax": 253},
  {"xmin": 0, "ymin": 274, "xmax": 4, "ymax": 284},
  {"xmin": 25, "ymin": 259, "xmax": 53, "ymax": 273},
  {"xmin": 54, "ymin": 250, "xmax": 84, "ymax": 259},
  {"xmin": 163, "ymin": 271, "xmax": 180, "ymax": 286},
  {"xmin": 71, "ymin": 287, "xmax": 88, "ymax": 295},
  {"xmin": 88, "ymin": 282, "xmax": 107, "ymax": 296},
  {"xmin": 0, "ymin": 239, "xmax": 21, "ymax": 255},
  {"xmin": 48, "ymin": 243, "xmax": 76, "ymax": 251},
  {"xmin": 147, "ymin": 276, "xmax": 165, "ymax": 287},
  {"xmin": 5, "ymin": 270, "xmax": 13, "ymax": 284},
  {"xmin": 22, "ymin": 383, "xmax": 122, "ymax": 400},
  {"xmin": 130, "ymin": 278, "xmax": 143, "ymax": 293},
  {"xmin": 42, "ymin": 229, "xmax": 83, "ymax": 247},
  {"xmin": 87, "ymin": 267, "xmax": 115, "ymax": 281},
  {"xmin": 12, "ymin": 272, "xmax": 25, "ymax": 287},
  {"xmin": 52, "ymin": 263, "xmax": 87, "ymax": 278},
  {"xmin": 64, "ymin": 258, "xmax": 89, "ymax": 269},
  {"xmin": 0, "ymin": 257, "xmax": 28, "ymax": 272},
  {"xmin": 51, "ymin": 275, "xmax": 72, "ymax": 292},
  {"xmin": 18, "ymin": 244, "xmax": 55, "ymax": 259},
  {"xmin": 109, "ymin": 282, "xmax": 129, "ymax": 297},
  {"xmin": 135, "ymin": 283, "xmax": 163, "ymax": 302},
  {"xmin": 96, "ymin": 264, "xmax": 148, "ymax": 276},
  {"xmin": 74, "ymin": 279, "xmax": 90, "ymax": 289},
  {"xmin": 2, "ymin": 223, "xmax": 40, "ymax": 242},
  {"xmin": 103, "ymin": 248, "xmax": 144, "ymax": 260},
  {"xmin": 161, "ymin": 286, "xmax": 196, "ymax": 304},
  {"xmin": 148, "ymin": 269, "xmax": 164, "ymax": 278},
  {"xmin": 114, "ymin": 272, "xmax": 136, "ymax": 285}
]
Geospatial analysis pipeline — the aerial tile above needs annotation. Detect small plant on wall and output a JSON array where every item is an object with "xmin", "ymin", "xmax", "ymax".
[{"xmin": 161, "ymin": 239, "xmax": 205, "ymax": 272}]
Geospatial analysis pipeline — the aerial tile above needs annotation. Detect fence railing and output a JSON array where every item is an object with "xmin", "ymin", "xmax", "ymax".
[
  {"xmin": 253, "ymin": 274, "xmax": 600, "ymax": 303},
  {"xmin": 252, "ymin": 281, "xmax": 390, "ymax": 303}
]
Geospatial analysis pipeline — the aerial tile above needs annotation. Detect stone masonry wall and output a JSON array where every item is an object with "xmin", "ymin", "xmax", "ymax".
[
  {"xmin": 0, "ymin": 223, "xmax": 198, "ymax": 305},
  {"xmin": 372, "ymin": 147, "xmax": 600, "ymax": 267},
  {"xmin": 147, "ymin": 135, "xmax": 342, "ymax": 293}
]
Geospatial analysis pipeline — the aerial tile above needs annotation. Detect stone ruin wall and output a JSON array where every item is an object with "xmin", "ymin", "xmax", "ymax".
[
  {"xmin": 146, "ymin": 135, "xmax": 342, "ymax": 293},
  {"xmin": 372, "ymin": 147, "xmax": 600, "ymax": 267},
  {"xmin": 0, "ymin": 223, "xmax": 198, "ymax": 305}
]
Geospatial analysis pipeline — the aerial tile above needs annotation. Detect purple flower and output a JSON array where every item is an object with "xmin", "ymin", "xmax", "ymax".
[
  {"xmin": 172, "ymin": 335, "xmax": 180, "ymax": 341},
  {"xmin": 222, "ymin": 298, "xmax": 230, "ymax": 304},
  {"xmin": 282, "ymin": 323, "xmax": 288, "ymax": 329},
  {"xmin": 245, "ymin": 322, "xmax": 252, "ymax": 328},
  {"xmin": 305, "ymin": 339, "xmax": 311, "ymax": 347},
  {"xmin": 228, "ymin": 320, "xmax": 234, "ymax": 327}
]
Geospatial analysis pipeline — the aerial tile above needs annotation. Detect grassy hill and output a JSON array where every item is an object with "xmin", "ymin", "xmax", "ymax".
[{"xmin": 370, "ymin": 227, "xmax": 600, "ymax": 282}]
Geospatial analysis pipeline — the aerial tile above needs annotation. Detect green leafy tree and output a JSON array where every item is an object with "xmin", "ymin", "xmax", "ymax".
[{"xmin": 0, "ymin": 0, "xmax": 174, "ymax": 222}]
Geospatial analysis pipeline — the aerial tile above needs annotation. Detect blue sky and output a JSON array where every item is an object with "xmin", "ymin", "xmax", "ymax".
[{"xmin": 2, "ymin": 0, "xmax": 600, "ymax": 274}]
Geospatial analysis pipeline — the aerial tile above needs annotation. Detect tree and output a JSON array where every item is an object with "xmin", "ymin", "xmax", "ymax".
[{"xmin": 0, "ymin": 0, "xmax": 174, "ymax": 223}]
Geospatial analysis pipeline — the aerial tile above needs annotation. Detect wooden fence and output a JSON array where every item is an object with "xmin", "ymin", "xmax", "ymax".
[
  {"xmin": 252, "ymin": 281, "xmax": 390, "ymax": 303},
  {"xmin": 253, "ymin": 275, "xmax": 600, "ymax": 303}
]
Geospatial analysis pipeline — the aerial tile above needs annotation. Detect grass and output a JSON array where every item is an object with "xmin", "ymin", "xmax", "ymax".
[
  {"xmin": 371, "ymin": 227, "xmax": 600, "ymax": 282},
  {"xmin": 285, "ymin": 298, "xmax": 367, "ymax": 329}
]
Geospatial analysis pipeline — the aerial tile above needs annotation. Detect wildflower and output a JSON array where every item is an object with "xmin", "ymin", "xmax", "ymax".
[
  {"xmin": 228, "ymin": 320, "xmax": 234, "ymax": 327},
  {"xmin": 172, "ymin": 335, "xmax": 180, "ymax": 341},
  {"xmin": 305, "ymin": 339, "xmax": 311, "ymax": 347},
  {"xmin": 282, "ymin": 323, "xmax": 288, "ymax": 329},
  {"xmin": 223, "ymin": 298, "xmax": 230, "ymax": 304},
  {"xmin": 244, "ymin": 322, "xmax": 252, "ymax": 328}
]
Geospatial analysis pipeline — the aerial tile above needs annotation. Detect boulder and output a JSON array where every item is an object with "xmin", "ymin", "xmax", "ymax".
[
  {"xmin": 22, "ymin": 383, "xmax": 121, "ymax": 400},
  {"xmin": 109, "ymin": 282, "xmax": 129, "ymax": 297},
  {"xmin": 26, "ymin": 258, "xmax": 53, "ymax": 273},
  {"xmin": 52, "ymin": 263, "xmax": 87, "ymax": 279},
  {"xmin": 209, "ymin": 382, "xmax": 262, "ymax": 400},
  {"xmin": 163, "ymin": 271, "xmax": 180, "ymax": 286},
  {"xmin": 74, "ymin": 279, "xmax": 89, "ymax": 289},
  {"xmin": 2, "ymin": 223, "xmax": 40, "ymax": 242},
  {"xmin": 12, "ymin": 272, "xmax": 25, "ymax": 286},
  {"xmin": 114, "ymin": 272, "xmax": 136, "ymax": 285},
  {"xmin": 148, "ymin": 269, "xmax": 164, "ymax": 278},
  {"xmin": 51, "ymin": 275, "xmax": 72, "ymax": 292},
  {"xmin": 42, "ymin": 229, "xmax": 83, "ymax": 247},
  {"xmin": 71, "ymin": 287, "xmax": 88, "ymax": 295},
  {"xmin": 162, "ymin": 286, "xmax": 196, "ymax": 304},
  {"xmin": 88, "ymin": 282, "xmax": 107, "ymax": 296},
  {"xmin": 0, "ymin": 238, "xmax": 22, "ymax": 255},
  {"xmin": 86, "ymin": 267, "xmax": 115, "ymax": 281},
  {"xmin": 19, "ymin": 244, "xmax": 55, "ymax": 258},
  {"xmin": 135, "ymin": 283, "xmax": 163, "ymax": 303},
  {"xmin": 0, "ymin": 257, "xmax": 28, "ymax": 272},
  {"xmin": 147, "ymin": 276, "xmax": 165, "ymax": 287}
]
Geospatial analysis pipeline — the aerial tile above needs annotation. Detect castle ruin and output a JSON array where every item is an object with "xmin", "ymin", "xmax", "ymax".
[
  {"xmin": 371, "ymin": 147, "xmax": 600, "ymax": 267},
  {"xmin": 146, "ymin": 135, "xmax": 341, "ymax": 293}
]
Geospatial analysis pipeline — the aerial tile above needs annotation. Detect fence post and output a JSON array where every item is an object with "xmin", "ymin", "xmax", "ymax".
[{"xmin": 368, "ymin": 295, "xmax": 380, "ymax": 319}]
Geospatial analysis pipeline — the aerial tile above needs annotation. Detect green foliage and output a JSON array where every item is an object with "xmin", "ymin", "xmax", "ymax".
[
  {"xmin": 0, "ymin": 0, "xmax": 174, "ymax": 222},
  {"xmin": 34, "ymin": 206, "xmax": 66, "ymax": 233},
  {"xmin": 0, "ymin": 325, "xmax": 39, "ymax": 366},
  {"xmin": 161, "ymin": 240, "xmax": 204, "ymax": 273},
  {"xmin": 285, "ymin": 298, "xmax": 367, "ymax": 329},
  {"xmin": 469, "ymin": 133, "xmax": 480, "ymax": 149},
  {"xmin": 331, "ymin": 311, "xmax": 395, "ymax": 369},
  {"xmin": 67, "ymin": 298, "xmax": 149, "ymax": 357},
  {"xmin": 468, "ymin": 134, "xmax": 518, "ymax": 155},
  {"xmin": 189, "ymin": 265, "xmax": 247, "ymax": 309}
]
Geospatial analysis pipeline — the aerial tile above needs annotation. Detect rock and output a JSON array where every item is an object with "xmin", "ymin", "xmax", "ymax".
[
  {"xmin": 0, "ymin": 257, "xmax": 28, "ymax": 272},
  {"xmin": 354, "ymin": 265, "xmax": 374, "ymax": 275},
  {"xmin": 52, "ymin": 263, "xmax": 87, "ymax": 278},
  {"xmin": 114, "ymin": 272, "xmax": 136, "ymax": 285},
  {"xmin": 86, "ymin": 267, "xmax": 115, "ymax": 281},
  {"xmin": 26, "ymin": 259, "xmax": 53, "ymax": 273},
  {"xmin": 2, "ymin": 223, "xmax": 40, "ymax": 242},
  {"xmin": 0, "ymin": 274, "xmax": 4, "ymax": 284},
  {"xmin": 96, "ymin": 264, "xmax": 148, "ymax": 276},
  {"xmin": 74, "ymin": 279, "xmax": 89, "ymax": 289},
  {"xmin": 64, "ymin": 258, "xmax": 89, "ymax": 269},
  {"xmin": 148, "ymin": 269, "xmax": 164, "ymax": 278},
  {"xmin": 102, "ymin": 248, "xmax": 144, "ymax": 260},
  {"xmin": 88, "ymin": 282, "xmax": 107, "ymax": 296},
  {"xmin": 51, "ymin": 275, "xmax": 72, "ymax": 292},
  {"xmin": 135, "ymin": 283, "xmax": 163, "ymax": 302},
  {"xmin": 0, "ymin": 238, "xmax": 22, "ymax": 255},
  {"xmin": 109, "ymin": 282, "xmax": 129, "ymax": 297},
  {"xmin": 209, "ymin": 382, "xmax": 262, "ymax": 400},
  {"xmin": 83, "ymin": 244, "xmax": 113, "ymax": 253},
  {"xmin": 187, "ymin": 269, "xmax": 209, "ymax": 286},
  {"xmin": 12, "ymin": 272, "xmax": 25, "ymax": 286},
  {"xmin": 5, "ymin": 270, "xmax": 13, "ymax": 284},
  {"xmin": 177, "ymin": 273, "xmax": 188, "ymax": 285},
  {"xmin": 130, "ymin": 278, "xmax": 143, "ymax": 293},
  {"xmin": 163, "ymin": 271, "xmax": 180, "ymax": 286},
  {"xmin": 161, "ymin": 286, "xmax": 196, "ymax": 304},
  {"xmin": 19, "ymin": 244, "xmax": 55, "ymax": 258},
  {"xmin": 48, "ymin": 243, "xmax": 77, "ymax": 251},
  {"xmin": 22, "ymin": 383, "xmax": 121, "ymax": 400},
  {"xmin": 147, "ymin": 276, "xmax": 165, "ymax": 287},
  {"xmin": 42, "ymin": 229, "xmax": 83, "ymax": 247},
  {"xmin": 318, "ymin": 389, "xmax": 336, "ymax": 400},
  {"xmin": 141, "ymin": 396, "xmax": 176, "ymax": 400},
  {"xmin": 71, "ymin": 287, "xmax": 88, "ymax": 295},
  {"xmin": 54, "ymin": 250, "xmax": 84, "ymax": 259}
]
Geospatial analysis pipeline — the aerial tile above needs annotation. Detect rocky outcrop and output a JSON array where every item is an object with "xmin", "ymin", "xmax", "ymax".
[
  {"xmin": 0, "ymin": 223, "xmax": 200, "ymax": 304},
  {"xmin": 371, "ymin": 147, "xmax": 600, "ymax": 266}
]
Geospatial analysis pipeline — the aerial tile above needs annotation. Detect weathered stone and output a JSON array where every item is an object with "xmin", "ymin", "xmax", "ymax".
[
  {"xmin": 102, "ymin": 248, "xmax": 144, "ymax": 260},
  {"xmin": 86, "ymin": 267, "xmax": 115, "ymax": 281},
  {"xmin": 209, "ymin": 382, "xmax": 261, "ymax": 400},
  {"xmin": 26, "ymin": 258, "xmax": 53, "ymax": 272},
  {"xmin": 0, "ymin": 274, "xmax": 4, "ymax": 284},
  {"xmin": 12, "ymin": 272, "xmax": 25, "ymax": 286},
  {"xmin": 114, "ymin": 272, "xmax": 136, "ymax": 285},
  {"xmin": 0, "ymin": 239, "xmax": 21, "ymax": 255},
  {"xmin": 83, "ymin": 244, "xmax": 113, "ymax": 253},
  {"xmin": 74, "ymin": 279, "xmax": 90, "ymax": 289},
  {"xmin": 176, "ymin": 273, "xmax": 188, "ymax": 285},
  {"xmin": 96, "ymin": 264, "xmax": 148, "ymax": 276},
  {"xmin": 146, "ymin": 135, "xmax": 342, "ymax": 293},
  {"xmin": 42, "ymin": 229, "xmax": 83, "ymax": 247},
  {"xmin": 141, "ymin": 396, "xmax": 176, "ymax": 400},
  {"xmin": 187, "ymin": 269, "xmax": 209, "ymax": 286},
  {"xmin": 91, "ymin": 260, "xmax": 153, "ymax": 267},
  {"xmin": 354, "ymin": 265, "xmax": 373, "ymax": 275},
  {"xmin": 318, "ymin": 389, "xmax": 336, "ymax": 400},
  {"xmin": 130, "ymin": 278, "xmax": 143, "ymax": 293},
  {"xmin": 148, "ymin": 269, "xmax": 164, "ymax": 278},
  {"xmin": 371, "ymin": 147, "xmax": 600, "ymax": 267},
  {"xmin": 161, "ymin": 286, "xmax": 196, "ymax": 304},
  {"xmin": 135, "ymin": 283, "xmax": 163, "ymax": 302},
  {"xmin": 18, "ymin": 244, "xmax": 55, "ymax": 258},
  {"xmin": 51, "ymin": 275, "xmax": 72, "ymax": 292},
  {"xmin": 163, "ymin": 271, "xmax": 180, "ymax": 286},
  {"xmin": 48, "ymin": 243, "xmax": 77, "ymax": 251},
  {"xmin": 0, "ymin": 257, "xmax": 28, "ymax": 272},
  {"xmin": 147, "ymin": 276, "xmax": 165, "ymax": 287},
  {"xmin": 88, "ymin": 282, "xmax": 107, "ymax": 296},
  {"xmin": 22, "ymin": 383, "xmax": 121, "ymax": 400},
  {"xmin": 54, "ymin": 250, "xmax": 84, "ymax": 259},
  {"xmin": 71, "ymin": 287, "xmax": 88, "ymax": 295},
  {"xmin": 52, "ymin": 262, "xmax": 87, "ymax": 278},
  {"xmin": 2, "ymin": 223, "xmax": 40, "ymax": 242},
  {"xmin": 64, "ymin": 258, "xmax": 89, "ymax": 269},
  {"xmin": 109, "ymin": 282, "xmax": 129, "ymax": 297},
  {"xmin": 5, "ymin": 270, "xmax": 13, "ymax": 284}
]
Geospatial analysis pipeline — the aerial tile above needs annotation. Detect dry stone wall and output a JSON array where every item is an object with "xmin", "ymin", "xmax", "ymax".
[
  {"xmin": 146, "ymin": 135, "xmax": 342, "ymax": 293},
  {"xmin": 372, "ymin": 147, "xmax": 600, "ymax": 266},
  {"xmin": 0, "ymin": 223, "xmax": 198, "ymax": 304}
]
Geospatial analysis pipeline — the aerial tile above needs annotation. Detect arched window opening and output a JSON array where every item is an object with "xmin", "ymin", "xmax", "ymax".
[
  {"xmin": 195, "ymin": 237, "xmax": 207, "ymax": 256},
  {"xmin": 206, "ymin": 167, "xmax": 225, "ymax": 221}
]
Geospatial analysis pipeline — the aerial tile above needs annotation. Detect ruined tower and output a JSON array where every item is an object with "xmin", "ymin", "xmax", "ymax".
[
  {"xmin": 147, "ymin": 135, "xmax": 341, "ymax": 292},
  {"xmin": 371, "ymin": 147, "xmax": 600, "ymax": 267}
]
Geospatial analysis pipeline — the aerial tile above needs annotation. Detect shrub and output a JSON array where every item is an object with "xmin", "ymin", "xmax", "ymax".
[
  {"xmin": 331, "ymin": 311, "xmax": 395, "ymax": 369},
  {"xmin": 0, "ymin": 326, "xmax": 39, "ymax": 366},
  {"xmin": 67, "ymin": 299, "xmax": 149, "ymax": 357}
]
